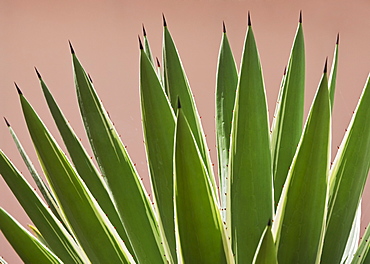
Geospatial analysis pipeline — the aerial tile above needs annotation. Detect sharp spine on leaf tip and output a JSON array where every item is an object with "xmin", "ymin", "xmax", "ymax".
[
  {"xmin": 68, "ymin": 40, "xmax": 75, "ymax": 54},
  {"xmin": 34, "ymin": 67, "xmax": 41, "ymax": 79},
  {"xmin": 162, "ymin": 13, "xmax": 167, "ymax": 27},
  {"xmin": 177, "ymin": 97, "xmax": 181, "ymax": 109},
  {"xmin": 142, "ymin": 24, "xmax": 147, "ymax": 36},
  {"xmin": 14, "ymin": 83, "xmax": 22, "ymax": 95},
  {"xmin": 299, "ymin": 10, "xmax": 302, "ymax": 23},
  {"xmin": 156, "ymin": 57, "xmax": 161, "ymax": 67},
  {"xmin": 223, "ymin": 21, "xmax": 226, "ymax": 33},
  {"xmin": 248, "ymin": 11, "xmax": 251, "ymax": 26},
  {"xmin": 267, "ymin": 219, "xmax": 272, "ymax": 226},
  {"xmin": 4, "ymin": 117, "xmax": 10, "ymax": 127},
  {"xmin": 324, "ymin": 57, "xmax": 328, "ymax": 73},
  {"xmin": 138, "ymin": 36, "xmax": 143, "ymax": 50},
  {"xmin": 336, "ymin": 33, "xmax": 340, "ymax": 45}
]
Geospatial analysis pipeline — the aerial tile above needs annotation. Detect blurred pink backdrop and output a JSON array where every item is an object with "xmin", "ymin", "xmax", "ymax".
[{"xmin": 1, "ymin": 0, "xmax": 370, "ymax": 262}]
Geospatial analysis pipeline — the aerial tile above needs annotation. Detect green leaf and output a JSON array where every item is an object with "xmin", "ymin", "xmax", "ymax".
[
  {"xmin": 215, "ymin": 25, "xmax": 238, "ymax": 220},
  {"xmin": 252, "ymin": 222, "xmax": 278, "ymax": 264},
  {"xmin": 72, "ymin": 50, "xmax": 170, "ymax": 263},
  {"xmin": 351, "ymin": 222, "xmax": 370, "ymax": 264},
  {"xmin": 140, "ymin": 47, "xmax": 177, "ymax": 262},
  {"xmin": 163, "ymin": 23, "xmax": 216, "ymax": 194},
  {"xmin": 7, "ymin": 122, "xmax": 62, "ymax": 223},
  {"xmin": 227, "ymin": 22, "xmax": 273, "ymax": 263},
  {"xmin": 37, "ymin": 70, "xmax": 137, "ymax": 261},
  {"xmin": 0, "ymin": 208, "xmax": 62, "ymax": 264},
  {"xmin": 174, "ymin": 108, "xmax": 233, "ymax": 264},
  {"xmin": 143, "ymin": 25, "xmax": 153, "ymax": 64},
  {"xmin": 275, "ymin": 68, "xmax": 330, "ymax": 264},
  {"xmin": 271, "ymin": 21, "xmax": 305, "ymax": 208},
  {"xmin": 0, "ymin": 148, "xmax": 88, "ymax": 263},
  {"xmin": 321, "ymin": 75, "xmax": 370, "ymax": 263},
  {"xmin": 328, "ymin": 34, "xmax": 339, "ymax": 110},
  {"xmin": 20, "ymin": 92, "xmax": 134, "ymax": 263}
]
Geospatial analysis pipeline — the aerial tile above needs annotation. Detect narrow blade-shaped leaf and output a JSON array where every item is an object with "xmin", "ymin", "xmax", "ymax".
[
  {"xmin": 72, "ymin": 50, "xmax": 170, "ymax": 263},
  {"xmin": 276, "ymin": 69, "xmax": 330, "ymax": 263},
  {"xmin": 252, "ymin": 222, "xmax": 278, "ymax": 264},
  {"xmin": 329, "ymin": 34, "xmax": 339, "ymax": 110},
  {"xmin": 322, "ymin": 75, "xmax": 370, "ymax": 263},
  {"xmin": 7, "ymin": 122, "xmax": 62, "ymax": 223},
  {"xmin": 143, "ymin": 25, "xmax": 153, "ymax": 64},
  {"xmin": 37, "ymin": 71, "xmax": 137, "ymax": 260},
  {"xmin": 0, "ymin": 208, "xmax": 62, "ymax": 264},
  {"xmin": 351, "ymin": 222, "xmax": 370, "ymax": 264},
  {"xmin": 20, "ymin": 92, "xmax": 134, "ymax": 263},
  {"xmin": 163, "ymin": 23, "xmax": 216, "ymax": 194},
  {"xmin": 140, "ymin": 47, "xmax": 177, "ymax": 262},
  {"xmin": 227, "ymin": 22, "xmax": 273, "ymax": 263},
  {"xmin": 174, "ymin": 108, "xmax": 233, "ymax": 264},
  {"xmin": 271, "ymin": 21, "xmax": 305, "ymax": 207},
  {"xmin": 215, "ymin": 25, "xmax": 238, "ymax": 220},
  {"xmin": 0, "ymin": 149, "xmax": 88, "ymax": 263}
]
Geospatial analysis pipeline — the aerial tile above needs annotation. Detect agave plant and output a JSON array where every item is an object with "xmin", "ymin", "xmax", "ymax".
[{"xmin": 1, "ymin": 12, "xmax": 370, "ymax": 263}]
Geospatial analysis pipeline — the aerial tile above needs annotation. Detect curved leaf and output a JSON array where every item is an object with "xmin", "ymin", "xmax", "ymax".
[
  {"xmin": 275, "ymin": 68, "xmax": 330, "ymax": 264},
  {"xmin": 227, "ymin": 21, "xmax": 273, "ymax": 263},
  {"xmin": 0, "ymin": 208, "xmax": 62, "ymax": 264},
  {"xmin": 215, "ymin": 26, "xmax": 238, "ymax": 220},
  {"xmin": 322, "ymin": 75, "xmax": 370, "ymax": 263},
  {"xmin": 72, "ymin": 49, "xmax": 170, "ymax": 263},
  {"xmin": 174, "ymin": 108, "xmax": 233, "ymax": 264}
]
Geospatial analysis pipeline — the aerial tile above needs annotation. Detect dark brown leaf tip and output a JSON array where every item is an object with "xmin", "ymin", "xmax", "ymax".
[
  {"xmin": 323, "ymin": 57, "xmax": 328, "ymax": 73},
  {"xmin": 267, "ymin": 219, "xmax": 272, "ymax": 226},
  {"xmin": 162, "ymin": 13, "xmax": 167, "ymax": 27},
  {"xmin": 336, "ymin": 33, "xmax": 340, "ymax": 45},
  {"xmin": 177, "ymin": 97, "xmax": 181, "ymax": 109},
  {"xmin": 248, "ymin": 11, "xmax": 251, "ymax": 26},
  {"xmin": 223, "ymin": 21, "xmax": 226, "ymax": 33},
  {"xmin": 68, "ymin": 40, "xmax": 75, "ymax": 54},
  {"xmin": 142, "ymin": 24, "xmax": 147, "ymax": 36},
  {"xmin": 4, "ymin": 117, "xmax": 10, "ymax": 127},
  {"xmin": 14, "ymin": 82, "xmax": 22, "ymax": 95},
  {"xmin": 138, "ymin": 36, "xmax": 143, "ymax": 50},
  {"xmin": 283, "ymin": 66, "xmax": 287, "ymax": 75},
  {"xmin": 34, "ymin": 67, "xmax": 42, "ymax": 79},
  {"xmin": 299, "ymin": 10, "xmax": 302, "ymax": 23},
  {"xmin": 156, "ymin": 57, "xmax": 161, "ymax": 68}
]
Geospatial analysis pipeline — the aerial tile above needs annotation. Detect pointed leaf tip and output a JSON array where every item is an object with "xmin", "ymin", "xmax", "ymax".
[
  {"xmin": 267, "ymin": 219, "xmax": 272, "ymax": 226},
  {"xmin": 3, "ymin": 117, "xmax": 10, "ymax": 127},
  {"xmin": 177, "ymin": 97, "xmax": 181, "ymax": 109},
  {"xmin": 324, "ymin": 57, "xmax": 328, "ymax": 73},
  {"xmin": 14, "ymin": 82, "xmax": 22, "ymax": 95},
  {"xmin": 283, "ymin": 66, "xmax": 287, "ymax": 75},
  {"xmin": 299, "ymin": 10, "xmax": 302, "ymax": 23},
  {"xmin": 248, "ymin": 11, "xmax": 251, "ymax": 26},
  {"xmin": 336, "ymin": 33, "xmax": 340, "ymax": 45},
  {"xmin": 34, "ymin": 67, "xmax": 41, "ymax": 79},
  {"xmin": 162, "ymin": 13, "xmax": 167, "ymax": 27},
  {"xmin": 88, "ymin": 73, "xmax": 93, "ymax": 83},
  {"xmin": 142, "ymin": 24, "xmax": 147, "ymax": 36},
  {"xmin": 138, "ymin": 36, "xmax": 143, "ymax": 50},
  {"xmin": 222, "ymin": 21, "xmax": 226, "ymax": 33},
  {"xmin": 68, "ymin": 40, "xmax": 75, "ymax": 54},
  {"xmin": 156, "ymin": 57, "xmax": 161, "ymax": 67}
]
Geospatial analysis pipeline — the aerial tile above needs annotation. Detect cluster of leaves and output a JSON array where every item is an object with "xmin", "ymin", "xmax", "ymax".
[{"xmin": 1, "ymin": 13, "xmax": 370, "ymax": 263}]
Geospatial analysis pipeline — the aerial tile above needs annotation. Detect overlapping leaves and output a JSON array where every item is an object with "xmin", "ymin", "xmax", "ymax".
[{"xmin": 1, "ymin": 13, "xmax": 370, "ymax": 264}]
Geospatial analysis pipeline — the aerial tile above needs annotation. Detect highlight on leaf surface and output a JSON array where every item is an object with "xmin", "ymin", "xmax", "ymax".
[{"xmin": 1, "ymin": 12, "xmax": 370, "ymax": 264}]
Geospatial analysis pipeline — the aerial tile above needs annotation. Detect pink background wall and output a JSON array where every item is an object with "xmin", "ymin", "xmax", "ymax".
[{"xmin": 1, "ymin": 0, "xmax": 370, "ymax": 262}]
